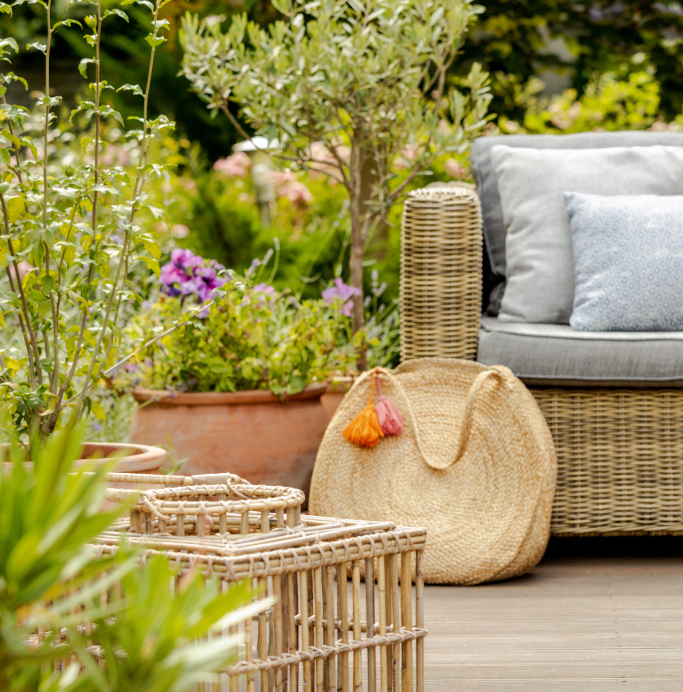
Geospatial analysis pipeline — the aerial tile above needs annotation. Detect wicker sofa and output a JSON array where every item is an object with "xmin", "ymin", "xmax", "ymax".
[{"xmin": 400, "ymin": 131, "xmax": 683, "ymax": 536}]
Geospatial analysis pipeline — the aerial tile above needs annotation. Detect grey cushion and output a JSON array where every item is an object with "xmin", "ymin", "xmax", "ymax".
[
  {"xmin": 566, "ymin": 192, "xmax": 683, "ymax": 332},
  {"xmin": 477, "ymin": 317, "xmax": 683, "ymax": 387},
  {"xmin": 470, "ymin": 131, "xmax": 683, "ymax": 284},
  {"xmin": 491, "ymin": 145, "xmax": 683, "ymax": 324}
]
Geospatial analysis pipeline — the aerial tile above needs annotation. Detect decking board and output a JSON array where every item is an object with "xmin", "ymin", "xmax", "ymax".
[{"xmin": 422, "ymin": 536, "xmax": 683, "ymax": 691}]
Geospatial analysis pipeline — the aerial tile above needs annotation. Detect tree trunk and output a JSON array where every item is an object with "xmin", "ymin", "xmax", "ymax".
[{"xmin": 348, "ymin": 145, "xmax": 372, "ymax": 371}]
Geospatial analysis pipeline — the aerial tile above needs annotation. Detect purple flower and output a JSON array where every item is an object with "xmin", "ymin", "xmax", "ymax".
[
  {"xmin": 322, "ymin": 278, "xmax": 361, "ymax": 317},
  {"xmin": 160, "ymin": 251, "xmax": 228, "ymax": 303},
  {"xmin": 253, "ymin": 283, "xmax": 277, "ymax": 297},
  {"xmin": 171, "ymin": 248, "xmax": 201, "ymax": 270}
]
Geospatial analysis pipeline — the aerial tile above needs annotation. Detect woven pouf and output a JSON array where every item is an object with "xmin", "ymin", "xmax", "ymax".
[{"xmin": 310, "ymin": 358, "xmax": 557, "ymax": 584}]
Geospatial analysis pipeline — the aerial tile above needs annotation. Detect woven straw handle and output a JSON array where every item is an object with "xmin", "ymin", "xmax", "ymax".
[
  {"xmin": 451, "ymin": 368, "xmax": 506, "ymax": 467},
  {"xmin": 378, "ymin": 366, "xmax": 507, "ymax": 471}
]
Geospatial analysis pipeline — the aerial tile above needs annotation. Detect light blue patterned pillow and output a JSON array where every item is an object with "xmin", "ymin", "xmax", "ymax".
[{"xmin": 565, "ymin": 192, "xmax": 683, "ymax": 331}]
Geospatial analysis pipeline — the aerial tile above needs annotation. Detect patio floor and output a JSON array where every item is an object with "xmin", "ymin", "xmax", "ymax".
[{"xmin": 423, "ymin": 536, "xmax": 683, "ymax": 692}]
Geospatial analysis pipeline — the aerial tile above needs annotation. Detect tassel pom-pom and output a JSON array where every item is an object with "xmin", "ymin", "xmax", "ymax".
[
  {"xmin": 343, "ymin": 403, "xmax": 384, "ymax": 448},
  {"xmin": 375, "ymin": 394, "xmax": 404, "ymax": 436}
]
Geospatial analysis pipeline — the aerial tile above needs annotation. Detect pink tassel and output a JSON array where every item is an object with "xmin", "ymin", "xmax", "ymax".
[{"xmin": 375, "ymin": 374, "xmax": 404, "ymax": 436}]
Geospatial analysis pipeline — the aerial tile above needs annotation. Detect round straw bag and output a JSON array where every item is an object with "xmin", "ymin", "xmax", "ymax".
[{"xmin": 309, "ymin": 358, "xmax": 556, "ymax": 585}]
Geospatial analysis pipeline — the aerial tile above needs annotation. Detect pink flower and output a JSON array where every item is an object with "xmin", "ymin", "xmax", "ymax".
[
  {"xmin": 445, "ymin": 159, "xmax": 468, "ymax": 180},
  {"xmin": 285, "ymin": 181, "xmax": 313, "ymax": 206},
  {"xmin": 213, "ymin": 152, "xmax": 250, "ymax": 178},
  {"xmin": 9, "ymin": 261, "xmax": 33, "ymax": 284},
  {"xmin": 270, "ymin": 169, "xmax": 296, "ymax": 191},
  {"xmin": 322, "ymin": 278, "xmax": 361, "ymax": 317},
  {"xmin": 308, "ymin": 142, "xmax": 348, "ymax": 180}
]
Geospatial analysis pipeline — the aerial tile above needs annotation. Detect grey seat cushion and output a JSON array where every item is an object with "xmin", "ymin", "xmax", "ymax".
[
  {"xmin": 470, "ymin": 131, "xmax": 683, "ymax": 286},
  {"xmin": 478, "ymin": 317, "xmax": 683, "ymax": 387}
]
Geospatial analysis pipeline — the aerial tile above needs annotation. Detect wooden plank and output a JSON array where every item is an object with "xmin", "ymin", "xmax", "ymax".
[
  {"xmin": 423, "ymin": 662, "xmax": 683, "ymax": 680},
  {"xmin": 424, "ymin": 620, "xmax": 683, "ymax": 636},
  {"xmin": 427, "ymin": 633, "xmax": 683, "ymax": 650},
  {"xmin": 422, "ymin": 607, "xmax": 683, "ymax": 623},
  {"xmin": 423, "ymin": 679, "xmax": 683, "ymax": 692},
  {"xmin": 419, "ymin": 537, "xmax": 683, "ymax": 691},
  {"xmin": 427, "ymin": 648, "xmax": 683, "ymax": 664}
]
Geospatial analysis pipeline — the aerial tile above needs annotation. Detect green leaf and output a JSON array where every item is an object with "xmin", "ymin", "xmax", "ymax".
[
  {"xmin": 141, "ymin": 236, "xmax": 160, "ymax": 258},
  {"xmin": 26, "ymin": 41, "xmax": 47, "ymax": 54},
  {"xmin": 80, "ymin": 136, "xmax": 93, "ymax": 154},
  {"xmin": 117, "ymin": 83, "xmax": 144, "ymax": 97},
  {"xmin": 145, "ymin": 35, "xmax": 167, "ymax": 48},
  {"xmin": 104, "ymin": 8, "xmax": 129, "ymax": 22},
  {"xmin": 53, "ymin": 18, "xmax": 83, "ymax": 31},
  {"xmin": 6, "ymin": 196, "xmax": 25, "ymax": 222},
  {"xmin": 90, "ymin": 399, "xmax": 106, "ymax": 420},
  {"xmin": 138, "ymin": 255, "xmax": 160, "ymax": 276},
  {"xmin": 78, "ymin": 58, "xmax": 95, "ymax": 78}
]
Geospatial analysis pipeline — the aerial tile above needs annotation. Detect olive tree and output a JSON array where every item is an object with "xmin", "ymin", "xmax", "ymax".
[{"xmin": 181, "ymin": 0, "xmax": 491, "ymax": 367}]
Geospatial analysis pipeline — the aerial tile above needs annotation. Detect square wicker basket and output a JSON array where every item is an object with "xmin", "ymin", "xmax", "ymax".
[{"xmin": 97, "ymin": 473, "xmax": 429, "ymax": 692}]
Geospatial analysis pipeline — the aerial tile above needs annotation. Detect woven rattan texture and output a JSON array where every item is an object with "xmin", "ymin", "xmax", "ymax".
[
  {"xmin": 399, "ymin": 184, "xmax": 683, "ymax": 537},
  {"xmin": 400, "ymin": 186, "xmax": 482, "ymax": 362},
  {"xmin": 533, "ymin": 388, "xmax": 683, "ymax": 536},
  {"xmin": 100, "ymin": 474, "xmax": 428, "ymax": 691},
  {"xmin": 96, "ymin": 518, "xmax": 428, "ymax": 692}
]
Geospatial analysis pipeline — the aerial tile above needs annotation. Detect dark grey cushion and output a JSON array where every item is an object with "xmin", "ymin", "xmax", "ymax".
[
  {"xmin": 477, "ymin": 317, "xmax": 683, "ymax": 387},
  {"xmin": 470, "ymin": 131, "xmax": 683, "ymax": 283}
]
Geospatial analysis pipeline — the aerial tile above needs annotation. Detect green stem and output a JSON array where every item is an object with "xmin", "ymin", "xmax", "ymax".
[
  {"xmin": 74, "ymin": 0, "xmax": 161, "ymax": 419},
  {"xmin": 0, "ymin": 193, "xmax": 41, "ymax": 388}
]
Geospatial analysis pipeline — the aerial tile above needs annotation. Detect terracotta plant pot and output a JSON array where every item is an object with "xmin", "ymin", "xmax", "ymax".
[
  {"xmin": 2, "ymin": 442, "xmax": 167, "ymax": 510},
  {"xmin": 129, "ymin": 384, "xmax": 330, "ymax": 501},
  {"xmin": 1, "ymin": 441, "xmax": 166, "ymax": 471},
  {"xmin": 321, "ymin": 376, "xmax": 355, "ymax": 421}
]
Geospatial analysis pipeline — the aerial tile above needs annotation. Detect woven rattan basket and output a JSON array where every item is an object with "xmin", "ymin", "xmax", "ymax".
[
  {"xmin": 400, "ymin": 184, "xmax": 481, "ymax": 362},
  {"xmin": 106, "ymin": 473, "xmax": 305, "ymax": 537},
  {"xmin": 400, "ymin": 185, "xmax": 683, "ymax": 536},
  {"xmin": 94, "ymin": 517, "xmax": 428, "ymax": 692}
]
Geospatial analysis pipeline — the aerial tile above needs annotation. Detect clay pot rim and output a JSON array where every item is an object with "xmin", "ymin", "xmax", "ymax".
[
  {"xmin": 131, "ymin": 382, "xmax": 328, "ymax": 407},
  {"xmin": 2, "ymin": 441, "xmax": 167, "ymax": 471}
]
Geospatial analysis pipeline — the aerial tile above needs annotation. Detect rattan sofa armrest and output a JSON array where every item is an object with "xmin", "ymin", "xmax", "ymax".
[{"xmin": 400, "ymin": 184, "xmax": 483, "ymax": 362}]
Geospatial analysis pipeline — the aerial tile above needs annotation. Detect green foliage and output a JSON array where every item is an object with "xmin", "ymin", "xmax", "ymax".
[
  {"xmin": 0, "ymin": 0, "xmax": 173, "ymax": 436},
  {"xmin": 0, "ymin": 421, "xmax": 126, "ymax": 691},
  {"xmin": 180, "ymin": 0, "xmax": 492, "ymax": 343},
  {"xmin": 0, "ymin": 421, "xmax": 262, "ymax": 692},
  {"xmin": 161, "ymin": 149, "xmax": 353, "ymax": 300},
  {"xmin": 78, "ymin": 559, "xmax": 256, "ymax": 692},
  {"xmin": 119, "ymin": 279, "xmax": 358, "ymax": 396},
  {"xmin": 499, "ymin": 70, "xmax": 680, "ymax": 136},
  {"xmin": 457, "ymin": 1, "xmax": 683, "ymax": 125},
  {"xmin": 0, "ymin": 0, "xmax": 282, "ymax": 159}
]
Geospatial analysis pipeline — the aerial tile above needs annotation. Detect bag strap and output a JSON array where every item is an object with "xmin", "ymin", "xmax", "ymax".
[{"xmin": 377, "ymin": 365, "xmax": 508, "ymax": 471}]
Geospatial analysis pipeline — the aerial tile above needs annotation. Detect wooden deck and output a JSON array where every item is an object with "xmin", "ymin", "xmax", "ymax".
[{"xmin": 423, "ymin": 536, "xmax": 683, "ymax": 691}]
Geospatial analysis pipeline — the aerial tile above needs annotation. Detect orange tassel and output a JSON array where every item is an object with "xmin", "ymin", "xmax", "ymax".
[{"xmin": 343, "ymin": 371, "xmax": 384, "ymax": 448}]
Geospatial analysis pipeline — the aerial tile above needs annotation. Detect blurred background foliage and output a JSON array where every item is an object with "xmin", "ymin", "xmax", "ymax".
[
  {"xmin": 3, "ymin": 0, "xmax": 683, "ymax": 302},
  {"xmin": 4, "ymin": 0, "xmax": 682, "ymax": 443}
]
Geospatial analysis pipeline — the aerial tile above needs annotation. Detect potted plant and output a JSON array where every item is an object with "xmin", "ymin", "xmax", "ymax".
[
  {"xmin": 0, "ymin": 0, "xmax": 173, "ymax": 470},
  {"xmin": 117, "ymin": 249, "xmax": 357, "ymax": 496}
]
